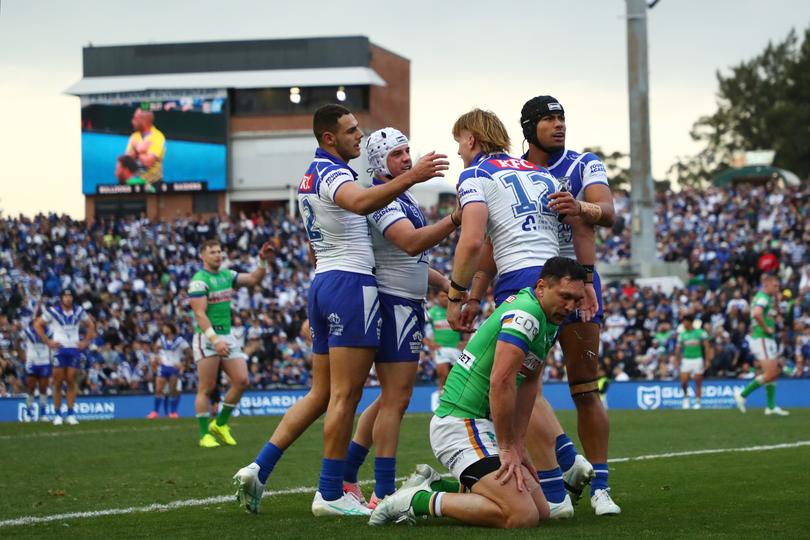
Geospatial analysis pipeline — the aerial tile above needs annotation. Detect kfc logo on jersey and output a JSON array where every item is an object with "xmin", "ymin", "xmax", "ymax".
[
  {"xmin": 489, "ymin": 158, "xmax": 537, "ymax": 171},
  {"xmin": 299, "ymin": 174, "xmax": 314, "ymax": 191}
]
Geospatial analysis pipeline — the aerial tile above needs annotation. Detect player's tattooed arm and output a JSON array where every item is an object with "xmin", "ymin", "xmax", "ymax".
[{"xmin": 582, "ymin": 184, "xmax": 615, "ymax": 227}]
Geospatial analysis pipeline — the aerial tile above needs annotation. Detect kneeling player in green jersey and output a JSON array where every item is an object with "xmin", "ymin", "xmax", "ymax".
[
  {"xmin": 675, "ymin": 314, "xmax": 711, "ymax": 409},
  {"xmin": 189, "ymin": 239, "xmax": 275, "ymax": 448},
  {"xmin": 735, "ymin": 274, "xmax": 790, "ymax": 416},
  {"xmin": 370, "ymin": 257, "xmax": 586, "ymax": 528}
]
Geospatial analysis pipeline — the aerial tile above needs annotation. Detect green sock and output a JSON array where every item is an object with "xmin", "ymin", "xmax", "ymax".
[
  {"xmin": 197, "ymin": 414, "xmax": 210, "ymax": 438},
  {"xmin": 430, "ymin": 478, "xmax": 461, "ymax": 493},
  {"xmin": 765, "ymin": 383, "xmax": 776, "ymax": 409},
  {"xmin": 216, "ymin": 403, "xmax": 235, "ymax": 426},
  {"xmin": 411, "ymin": 490, "xmax": 433, "ymax": 517},
  {"xmin": 741, "ymin": 379, "xmax": 762, "ymax": 398}
]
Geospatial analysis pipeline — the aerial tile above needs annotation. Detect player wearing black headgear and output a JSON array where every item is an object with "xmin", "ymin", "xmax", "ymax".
[
  {"xmin": 520, "ymin": 95, "xmax": 620, "ymax": 516},
  {"xmin": 520, "ymin": 96, "xmax": 565, "ymax": 152}
]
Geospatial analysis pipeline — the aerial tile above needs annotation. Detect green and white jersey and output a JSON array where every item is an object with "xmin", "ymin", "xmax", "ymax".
[
  {"xmin": 435, "ymin": 288, "xmax": 559, "ymax": 420},
  {"xmin": 750, "ymin": 290, "xmax": 775, "ymax": 339},
  {"xmin": 188, "ymin": 268, "xmax": 238, "ymax": 335},
  {"xmin": 677, "ymin": 327, "xmax": 709, "ymax": 359},
  {"xmin": 428, "ymin": 305, "xmax": 461, "ymax": 348}
]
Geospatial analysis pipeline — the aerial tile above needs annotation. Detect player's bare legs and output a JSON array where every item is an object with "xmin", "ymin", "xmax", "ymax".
[
  {"xmin": 323, "ymin": 347, "xmax": 376, "ymax": 459},
  {"xmin": 65, "ymin": 367, "xmax": 78, "ymax": 413},
  {"xmin": 195, "ymin": 356, "xmax": 220, "ymax": 414},
  {"xmin": 195, "ymin": 356, "xmax": 220, "ymax": 444},
  {"xmin": 440, "ymin": 467, "xmax": 548, "ymax": 527},
  {"xmin": 345, "ymin": 362, "xmax": 416, "ymax": 503},
  {"xmin": 526, "ymin": 395, "xmax": 564, "ymax": 470},
  {"xmin": 52, "ymin": 367, "xmax": 65, "ymax": 416},
  {"xmin": 220, "ymin": 358, "xmax": 249, "ymax": 409},
  {"xmin": 235, "ymin": 354, "xmax": 332, "ymax": 512},
  {"xmin": 376, "ymin": 465, "xmax": 548, "ymax": 528},
  {"xmin": 268, "ymin": 353, "xmax": 331, "ymax": 449},
  {"xmin": 526, "ymin": 391, "xmax": 585, "ymax": 515},
  {"xmin": 373, "ymin": 362, "xmax": 417, "ymax": 458},
  {"xmin": 560, "ymin": 321, "xmax": 618, "ymax": 514},
  {"xmin": 560, "ymin": 322, "xmax": 609, "ymax": 464},
  {"xmin": 351, "ymin": 395, "xmax": 379, "ymax": 449}
]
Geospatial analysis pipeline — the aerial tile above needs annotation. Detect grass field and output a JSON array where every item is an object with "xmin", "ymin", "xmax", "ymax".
[{"xmin": 1, "ymin": 408, "xmax": 808, "ymax": 539}]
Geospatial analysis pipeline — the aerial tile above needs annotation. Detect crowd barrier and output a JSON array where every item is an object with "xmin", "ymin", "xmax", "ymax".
[{"xmin": 1, "ymin": 379, "xmax": 808, "ymax": 423}]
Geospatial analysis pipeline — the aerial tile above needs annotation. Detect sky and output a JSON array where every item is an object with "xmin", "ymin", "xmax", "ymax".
[{"xmin": 1, "ymin": 0, "xmax": 809, "ymax": 219}]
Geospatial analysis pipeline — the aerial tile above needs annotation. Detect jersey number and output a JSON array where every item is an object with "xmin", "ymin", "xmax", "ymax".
[
  {"xmin": 301, "ymin": 199, "xmax": 322, "ymax": 241},
  {"xmin": 500, "ymin": 172, "xmax": 556, "ymax": 219}
]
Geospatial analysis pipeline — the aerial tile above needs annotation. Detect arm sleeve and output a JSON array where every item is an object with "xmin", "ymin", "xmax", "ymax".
[
  {"xmin": 320, "ymin": 167, "xmax": 356, "ymax": 202},
  {"xmin": 580, "ymin": 154, "xmax": 609, "ymax": 189},
  {"xmin": 456, "ymin": 172, "xmax": 487, "ymax": 208},
  {"xmin": 41, "ymin": 310, "xmax": 53, "ymax": 324},
  {"xmin": 497, "ymin": 309, "xmax": 542, "ymax": 353},
  {"xmin": 187, "ymin": 279, "xmax": 208, "ymax": 298},
  {"xmin": 369, "ymin": 201, "xmax": 407, "ymax": 235},
  {"xmin": 752, "ymin": 296, "xmax": 769, "ymax": 308}
]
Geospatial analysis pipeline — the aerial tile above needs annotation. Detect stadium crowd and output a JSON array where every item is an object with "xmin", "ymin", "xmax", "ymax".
[{"xmin": 0, "ymin": 181, "xmax": 809, "ymax": 396}]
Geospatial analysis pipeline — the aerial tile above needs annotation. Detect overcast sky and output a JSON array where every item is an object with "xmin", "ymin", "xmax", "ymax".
[{"xmin": 1, "ymin": 0, "xmax": 809, "ymax": 218}]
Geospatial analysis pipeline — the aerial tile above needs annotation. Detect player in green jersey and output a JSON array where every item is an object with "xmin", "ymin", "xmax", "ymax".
[
  {"xmin": 369, "ymin": 257, "xmax": 586, "ymax": 529},
  {"xmin": 426, "ymin": 290, "xmax": 465, "ymax": 392},
  {"xmin": 734, "ymin": 274, "xmax": 789, "ymax": 415},
  {"xmin": 675, "ymin": 314, "xmax": 711, "ymax": 409},
  {"xmin": 189, "ymin": 238, "xmax": 275, "ymax": 448}
]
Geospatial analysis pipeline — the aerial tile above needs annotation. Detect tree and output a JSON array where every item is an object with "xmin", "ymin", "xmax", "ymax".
[{"xmin": 672, "ymin": 25, "xmax": 810, "ymax": 185}]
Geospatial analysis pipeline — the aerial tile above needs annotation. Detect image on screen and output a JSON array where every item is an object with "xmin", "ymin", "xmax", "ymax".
[{"xmin": 81, "ymin": 93, "xmax": 227, "ymax": 195}]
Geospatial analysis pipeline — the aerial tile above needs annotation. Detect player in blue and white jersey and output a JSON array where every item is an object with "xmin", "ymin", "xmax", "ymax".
[
  {"xmin": 339, "ymin": 128, "xmax": 460, "ymax": 509},
  {"xmin": 147, "ymin": 322, "xmax": 190, "ymax": 419},
  {"xmin": 234, "ymin": 105, "xmax": 449, "ymax": 516},
  {"xmin": 444, "ymin": 109, "xmax": 582, "ymax": 518},
  {"xmin": 518, "ymin": 96, "xmax": 619, "ymax": 516},
  {"xmin": 22, "ymin": 319, "xmax": 53, "ymax": 422},
  {"xmin": 34, "ymin": 289, "xmax": 95, "ymax": 425}
]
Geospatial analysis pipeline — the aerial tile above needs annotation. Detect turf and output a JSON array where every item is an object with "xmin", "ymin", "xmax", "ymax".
[{"xmin": 1, "ymin": 408, "xmax": 808, "ymax": 539}]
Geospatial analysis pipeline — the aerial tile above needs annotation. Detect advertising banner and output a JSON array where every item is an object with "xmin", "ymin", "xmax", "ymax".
[{"xmin": 2, "ymin": 379, "xmax": 808, "ymax": 423}]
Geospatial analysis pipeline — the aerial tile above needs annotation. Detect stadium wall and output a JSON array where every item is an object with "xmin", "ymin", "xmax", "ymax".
[{"xmin": 2, "ymin": 379, "xmax": 809, "ymax": 423}]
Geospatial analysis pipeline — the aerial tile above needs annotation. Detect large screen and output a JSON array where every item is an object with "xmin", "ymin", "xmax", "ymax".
[{"xmin": 81, "ymin": 91, "xmax": 227, "ymax": 195}]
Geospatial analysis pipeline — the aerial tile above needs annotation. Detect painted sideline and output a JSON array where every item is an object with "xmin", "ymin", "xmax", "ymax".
[{"xmin": 2, "ymin": 440, "xmax": 808, "ymax": 528}]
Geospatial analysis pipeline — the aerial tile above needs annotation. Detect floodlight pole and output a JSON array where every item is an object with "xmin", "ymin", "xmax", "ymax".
[{"xmin": 626, "ymin": 0, "xmax": 657, "ymax": 273}]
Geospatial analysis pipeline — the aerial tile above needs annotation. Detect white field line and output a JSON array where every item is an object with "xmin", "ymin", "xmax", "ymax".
[
  {"xmin": 607, "ymin": 440, "xmax": 810, "ymax": 462},
  {"xmin": 2, "ymin": 440, "xmax": 809, "ymax": 528},
  {"xmin": 0, "ymin": 425, "xmax": 187, "ymax": 440}
]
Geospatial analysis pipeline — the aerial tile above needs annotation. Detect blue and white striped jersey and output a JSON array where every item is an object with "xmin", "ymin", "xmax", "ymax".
[
  {"xmin": 544, "ymin": 148, "xmax": 609, "ymax": 258},
  {"xmin": 297, "ymin": 148, "xmax": 375, "ymax": 275},
  {"xmin": 41, "ymin": 304, "xmax": 89, "ymax": 348},
  {"xmin": 368, "ymin": 179, "xmax": 429, "ymax": 300},
  {"xmin": 457, "ymin": 152, "xmax": 561, "ymax": 274}
]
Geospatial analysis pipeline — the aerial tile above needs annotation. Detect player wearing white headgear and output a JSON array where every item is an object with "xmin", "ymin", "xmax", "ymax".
[
  {"xmin": 341, "ymin": 127, "xmax": 462, "ymax": 509},
  {"xmin": 234, "ymin": 107, "xmax": 449, "ymax": 516}
]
